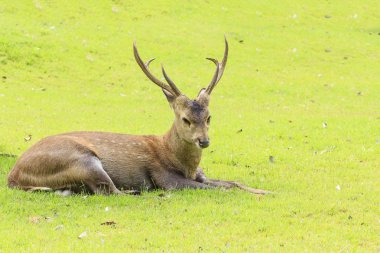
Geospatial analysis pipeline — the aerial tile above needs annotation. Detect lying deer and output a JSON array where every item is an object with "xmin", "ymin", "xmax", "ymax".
[{"xmin": 8, "ymin": 38, "xmax": 269, "ymax": 195}]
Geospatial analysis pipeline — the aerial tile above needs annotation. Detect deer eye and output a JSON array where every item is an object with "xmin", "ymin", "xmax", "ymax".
[
  {"xmin": 182, "ymin": 117, "xmax": 191, "ymax": 127},
  {"xmin": 207, "ymin": 116, "xmax": 211, "ymax": 124}
]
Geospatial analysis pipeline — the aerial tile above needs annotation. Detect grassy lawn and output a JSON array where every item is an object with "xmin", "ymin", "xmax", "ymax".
[{"xmin": 1, "ymin": 0, "xmax": 379, "ymax": 252}]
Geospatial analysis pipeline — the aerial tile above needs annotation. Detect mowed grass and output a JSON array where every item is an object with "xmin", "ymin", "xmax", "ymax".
[{"xmin": 0, "ymin": 0, "xmax": 379, "ymax": 252}]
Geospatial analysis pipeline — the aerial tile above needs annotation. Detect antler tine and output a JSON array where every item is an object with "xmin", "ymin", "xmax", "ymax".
[
  {"xmin": 204, "ymin": 37, "xmax": 229, "ymax": 95},
  {"xmin": 205, "ymin": 58, "xmax": 220, "ymax": 94},
  {"xmin": 217, "ymin": 36, "xmax": 229, "ymax": 83},
  {"xmin": 133, "ymin": 41, "xmax": 176, "ymax": 95},
  {"xmin": 145, "ymin": 58, "xmax": 156, "ymax": 66},
  {"xmin": 161, "ymin": 65, "xmax": 182, "ymax": 96}
]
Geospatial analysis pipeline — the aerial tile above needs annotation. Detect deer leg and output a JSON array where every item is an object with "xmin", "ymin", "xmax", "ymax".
[
  {"xmin": 77, "ymin": 156, "xmax": 122, "ymax": 195},
  {"xmin": 10, "ymin": 156, "xmax": 121, "ymax": 195},
  {"xmin": 204, "ymin": 178, "xmax": 271, "ymax": 195},
  {"xmin": 195, "ymin": 167, "xmax": 207, "ymax": 183},
  {"xmin": 151, "ymin": 169, "xmax": 214, "ymax": 190},
  {"xmin": 194, "ymin": 167, "xmax": 270, "ymax": 194}
]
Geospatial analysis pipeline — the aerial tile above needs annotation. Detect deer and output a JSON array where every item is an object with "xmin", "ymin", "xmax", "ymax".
[{"xmin": 7, "ymin": 37, "xmax": 270, "ymax": 196}]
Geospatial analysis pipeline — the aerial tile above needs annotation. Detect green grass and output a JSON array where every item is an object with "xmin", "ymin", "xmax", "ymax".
[{"xmin": 1, "ymin": 0, "xmax": 379, "ymax": 252}]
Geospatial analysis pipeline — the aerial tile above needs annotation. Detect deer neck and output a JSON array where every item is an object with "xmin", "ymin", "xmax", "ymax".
[{"xmin": 163, "ymin": 123, "xmax": 202, "ymax": 179}]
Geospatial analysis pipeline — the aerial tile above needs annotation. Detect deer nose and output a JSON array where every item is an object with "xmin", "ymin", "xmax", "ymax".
[{"xmin": 198, "ymin": 139, "xmax": 210, "ymax": 148}]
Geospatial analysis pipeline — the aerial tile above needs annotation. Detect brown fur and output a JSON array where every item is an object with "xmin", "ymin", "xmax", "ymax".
[{"xmin": 7, "ymin": 39, "xmax": 270, "ymax": 195}]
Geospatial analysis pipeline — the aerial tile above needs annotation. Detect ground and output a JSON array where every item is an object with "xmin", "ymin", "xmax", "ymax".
[{"xmin": 0, "ymin": 1, "xmax": 379, "ymax": 252}]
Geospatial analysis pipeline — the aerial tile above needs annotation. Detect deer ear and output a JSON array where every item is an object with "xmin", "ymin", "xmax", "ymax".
[
  {"xmin": 162, "ymin": 89, "xmax": 176, "ymax": 104},
  {"xmin": 197, "ymin": 88, "xmax": 210, "ymax": 106}
]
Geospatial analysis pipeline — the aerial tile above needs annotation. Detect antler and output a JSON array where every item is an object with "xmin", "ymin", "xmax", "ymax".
[
  {"xmin": 133, "ymin": 42, "xmax": 181, "ymax": 96},
  {"xmin": 205, "ymin": 36, "xmax": 229, "ymax": 95}
]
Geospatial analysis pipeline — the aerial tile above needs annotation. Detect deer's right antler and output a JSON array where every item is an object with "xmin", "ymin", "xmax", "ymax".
[{"xmin": 133, "ymin": 42, "xmax": 182, "ymax": 97}]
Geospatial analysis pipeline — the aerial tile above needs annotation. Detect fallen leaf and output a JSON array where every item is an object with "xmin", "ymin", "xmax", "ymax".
[
  {"xmin": 320, "ymin": 146, "xmax": 336, "ymax": 154},
  {"xmin": 24, "ymin": 134, "xmax": 32, "ymax": 142},
  {"xmin": 101, "ymin": 221, "xmax": 116, "ymax": 226},
  {"xmin": 45, "ymin": 216, "xmax": 53, "ymax": 222},
  {"xmin": 54, "ymin": 225, "xmax": 64, "ymax": 230},
  {"xmin": 78, "ymin": 231, "xmax": 87, "ymax": 239},
  {"xmin": 29, "ymin": 216, "xmax": 41, "ymax": 224},
  {"xmin": 111, "ymin": 6, "xmax": 119, "ymax": 13},
  {"xmin": 322, "ymin": 122, "xmax": 327, "ymax": 128},
  {"xmin": 86, "ymin": 54, "xmax": 94, "ymax": 62},
  {"xmin": 55, "ymin": 189, "xmax": 72, "ymax": 196},
  {"xmin": 269, "ymin": 156, "xmax": 275, "ymax": 163}
]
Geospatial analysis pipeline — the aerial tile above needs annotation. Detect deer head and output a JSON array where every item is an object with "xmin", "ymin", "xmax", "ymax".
[{"xmin": 133, "ymin": 38, "xmax": 228, "ymax": 149}]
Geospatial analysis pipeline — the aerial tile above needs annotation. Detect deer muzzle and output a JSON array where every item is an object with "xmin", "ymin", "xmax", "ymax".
[{"xmin": 198, "ymin": 139, "xmax": 210, "ymax": 149}]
